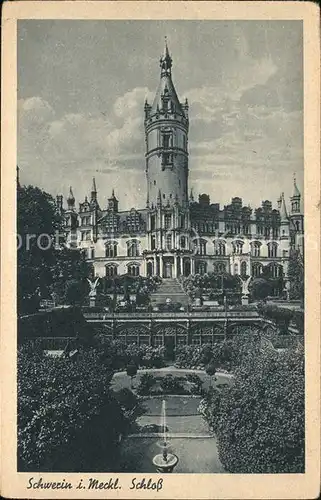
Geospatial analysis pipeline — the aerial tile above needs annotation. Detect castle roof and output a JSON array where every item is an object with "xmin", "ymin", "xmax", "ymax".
[{"xmin": 150, "ymin": 39, "xmax": 185, "ymax": 117}]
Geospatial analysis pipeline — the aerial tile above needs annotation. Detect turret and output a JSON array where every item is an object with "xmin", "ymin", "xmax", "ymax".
[
  {"xmin": 108, "ymin": 189, "xmax": 118, "ymax": 213},
  {"xmin": 145, "ymin": 38, "xmax": 189, "ymax": 208},
  {"xmin": 91, "ymin": 177, "xmax": 97, "ymax": 203},
  {"xmin": 289, "ymin": 174, "xmax": 304, "ymax": 237},
  {"xmin": 67, "ymin": 186, "xmax": 75, "ymax": 210},
  {"xmin": 279, "ymin": 192, "xmax": 290, "ymax": 239},
  {"xmin": 290, "ymin": 174, "xmax": 301, "ymax": 214}
]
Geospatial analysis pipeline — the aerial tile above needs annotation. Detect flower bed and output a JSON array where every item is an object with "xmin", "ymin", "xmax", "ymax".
[{"xmin": 136, "ymin": 373, "xmax": 204, "ymax": 396}]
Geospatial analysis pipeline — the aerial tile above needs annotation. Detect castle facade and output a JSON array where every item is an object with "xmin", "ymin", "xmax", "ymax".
[{"xmin": 61, "ymin": 42, "xmax": 304, "ymax": 286}]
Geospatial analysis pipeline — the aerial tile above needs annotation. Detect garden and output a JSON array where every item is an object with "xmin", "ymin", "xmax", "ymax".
[
  {"xmin": 17, "ymin": 341, "xmax": 145, "ymax": 472},
  {"xmin": 198, "ymin": 338, "xmax": 305, "ymax": 473},
  {"xmin": 89, "ymin": 274, "xmax": 162, "ymax": 311},
  {"xmin": 179, "ymin": 269, "xmax": 285, "ymax": 306}
]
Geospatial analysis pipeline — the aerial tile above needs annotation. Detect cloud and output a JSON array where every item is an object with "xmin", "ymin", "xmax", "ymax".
[
  {"xmin": 18, "ymin": 90, "xmax": 152, "ymax": 209},
  {"xmin": 113, "ymin": 87, "xmax": 151, "ymax": 118},
  {"xmin": 18, "ymin": 86, "xmax": 151, "ymax": 166}
]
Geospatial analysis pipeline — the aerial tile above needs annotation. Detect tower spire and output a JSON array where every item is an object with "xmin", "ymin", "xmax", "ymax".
[
  {"xmin": 292, "ymin": 172, "xmax": 301, "ymax": 197},
  {"xmin": 160, "ymin": 36, "xmax": 172, "ymax": 76},
  {"xmin": 67, "ymin": 186, "xmax": 75, "ymax": 210},
  {"xmin": 91, "ymin": 177, "xmax": 97, "ymax": 194},
  {"xmin": 90, "ymin": 176, "xmax": 98, "ymax": 205},
  {"xmin": 280, "ymin": 192, "xmax": 289, "ymax": 221}
]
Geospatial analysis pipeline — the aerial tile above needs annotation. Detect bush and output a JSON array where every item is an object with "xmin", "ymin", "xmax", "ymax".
[
  {"xmin": 201, "ymin": 347, "xmax": 305, "ymax": 473},
  {"xmin": 18, "ymin": 343, "xmax": 126, "ymax": 472},
  {"xmin": 257, "ymin": 303, "xmax": 294, "ymax": 334},
  {"xmin": 126, "ymin": 364, "xmax": 138, "ymax": 388},
  {"xmin": 114, "ymin": 388, "xmax": 145, "ymax": 428},
  {"xmin": 199, "ymin": 387, "xmax": 222, "ymax": 432},
  {"xmin": 136, "ymin": 373, "xmax": 157, "ymax": 396},
  {"xmin": 160, "ymin": 374, "xmax": 185, "ymax": 395},
  {"xmin": 186, "ymin": 373, "xmax": 203, "ymax": 394},
  {"xmin": 91, "ymin": 338, "xmax": 165, "ymax": 370},
  {"xmin": 292, "ymin": 310, "xmax": 304, "ymax": 335}
]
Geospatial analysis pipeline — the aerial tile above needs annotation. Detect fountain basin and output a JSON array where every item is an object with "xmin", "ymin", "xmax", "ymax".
[{"xmin": 152, "ymin": 453, "xmax": 179, "ymax": 473}]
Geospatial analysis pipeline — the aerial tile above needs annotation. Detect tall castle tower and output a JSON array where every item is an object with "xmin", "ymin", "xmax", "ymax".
[
  {"xmin": 144, "ymin": 39, "xmax": 189, "ymax": 207},
  {"xmin": 143, "ymin": 40, "xmax": 190, "ymax": 278}
]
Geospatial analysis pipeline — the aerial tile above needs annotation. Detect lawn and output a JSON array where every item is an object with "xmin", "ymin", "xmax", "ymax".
[
  {"xmin": 142, "ymin": 395, "xmax": 201, "ymax": 416},
  {"xmin": 118, "ymin": 436, "xmax": 225, "ymax": 473}
]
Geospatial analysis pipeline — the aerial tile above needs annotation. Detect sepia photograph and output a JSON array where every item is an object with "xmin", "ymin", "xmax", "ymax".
[
  {"xmin": 1, "ymin": 2, "xmax": 320, "ymax": 499},
  {"xmin": 16, "ymin": 18, "xmax": 306, "ymax": 474}
]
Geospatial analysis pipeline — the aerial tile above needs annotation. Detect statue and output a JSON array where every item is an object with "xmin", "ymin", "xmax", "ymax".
[
  {"xmin": 239, "ymin": 276, "xmax": 252, "ymax": 305},
  {"xmin": 240, "ymin": 276, "xmax": 252, "ymax": 295},
  {"xmin": 87, "ymin": 277, "xmax": 100, "ymax": 298}
]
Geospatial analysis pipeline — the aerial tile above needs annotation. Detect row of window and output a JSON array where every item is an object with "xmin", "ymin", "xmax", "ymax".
[
  {"xmin": 102, "ymin": 239, "xmax": 280, "ymax": 257},
  {"xmin": 150, "ymin": 214, "xmax": 186, "ymax": 230},
  {"xmin": 195, "ymin": 260, "xmax": 282, "ymax": 278},
  {"xmin": 105, "ymin": 241, "xmax": 140, "ymax": 258},
  {"xmin": 194, "ymin": 240, "xmax": 278, "ymax": 258},
  {"xmin": 105, "ymin": 264, "xmax": 140, "ymax": 277},
  {"xmin": 193, "ymin": 223, "xmax": 280, "ymax": 238}
]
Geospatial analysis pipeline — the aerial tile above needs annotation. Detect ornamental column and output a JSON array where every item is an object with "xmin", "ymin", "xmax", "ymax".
[
  {"xmin": 159, "ymin": 256, "xmax": 164, "ymax": 278},
  {"xmin": 174, "ymin": 255, "xmax": 178, "ymax": 278}
]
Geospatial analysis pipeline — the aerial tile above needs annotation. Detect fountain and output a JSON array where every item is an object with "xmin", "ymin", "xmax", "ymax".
[{"xmin": 152, "ymin": 400, "xmax": 179, "ymax": 473}]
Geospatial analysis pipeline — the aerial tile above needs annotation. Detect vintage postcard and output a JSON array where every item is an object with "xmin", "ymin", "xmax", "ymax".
[{"xmin": 1, "ymin": 1, "xmax": 320, "ymax": 499}]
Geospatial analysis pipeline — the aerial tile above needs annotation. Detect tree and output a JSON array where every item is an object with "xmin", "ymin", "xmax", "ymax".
[
  {"xmin": 18, "ymin": 342, "xmax": 128, "ymax": 472},
  {"xmin": 126, "ymin": 363, "xmax": 138, "ymax": 389},
  {"xmin": 287, "ymin": 249, "xmax": 304, "ymax": 301},
  {"xmin": 64, "ymin": 278, "xmax": 88, "ymax": 306},
  {"xmin": 17, "ymin": 185, "xmax": 92, "ymax": 313},
  {"xmin": 114, "ymin": 388, "xmax": 145, "ymax": 430},
  {"xmin": 250, "ymin": 277, "xmax": 272, "ymax": 301},
  {"xmin": 202, "ymin": 346, "xmax": 305, "ymax": 473}
]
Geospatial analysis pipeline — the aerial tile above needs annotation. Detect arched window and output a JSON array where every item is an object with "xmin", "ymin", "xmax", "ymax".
[
  {"xmin": 105, "ymin": 241, "xmax": 117, "ymax": 258},
  {"xmin": 214, "ymin": 240, "xmax": 226, "ymax": 256},
  {"xmin": 128, "ymin": 264, "xmax": 140, "ymax": 277},
  {"xmin": 217, "ymin": 262, "xmax": 226, "ymax": 273},
  {"xmin": 180, "ymin": 236, "xmax": 186, "ymax": 249},
  {"xmin": 196, "ymin": 261, "xmax": 207, "ymax": 275},
  {"xmin": 251, "ymin": 262, "xmax": 262, "ymax": 277},
  {"xmin": 268, "ymin": 242, "xmax": 278, "ymax": 258},
  {"xmin": 296, "ymin": 221, "xmax": 300, "ymax": 232},
  {"xmin": 147, "ymin": 262, "xmax": 153, "ymax": 276},
  {"xmin": 232, "ymin": 240, "xmax": 243, "ymax": 255},
  {"xmin": 106, "ymin": 264, "xmax": 117, "ymax": 277},
  {"xmin": 164, "ymin": 214, "xmax": 172, "ymax": 229},
  {"xmin": 194, "ymin": 239, "xmax": 207, "ymax": 255},
  {"xmin": 166, "ymin": 233, "xmax": 172, "ymax": 250},
  {"xmin": 251, "ymin": 241, "xmax": 261, "ymax": 257},
  {"xmin": 234, "ymin": 263, "xmax": 239, "ymax": 275},
  {"xmin": 241, "ymin": 261, "xmax": 247, "ymax": 276},
  {"xmin": 151, "ymin": 235, "xmax": 156, "ymax": 250},
  {"xmin": 127, "ymin": 239, "xmax": 139, "ymax": 257},
  {"xmin": 213, "ymin": 262, "xmax": 226, "ymax": 274},
  {"xmin": 268, "ymin": 264, "xmax": 279, "ymax": 278}
]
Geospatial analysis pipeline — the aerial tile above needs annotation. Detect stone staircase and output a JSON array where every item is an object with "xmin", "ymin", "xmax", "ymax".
[{"xmin": 150, "ymin": 278, "xmax": 190, "ymax": 308}]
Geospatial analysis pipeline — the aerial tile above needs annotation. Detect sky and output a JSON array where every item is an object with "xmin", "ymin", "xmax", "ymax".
[{"xmin": 18, "ymin": 20, "xmax": 303, "ymax": 211}]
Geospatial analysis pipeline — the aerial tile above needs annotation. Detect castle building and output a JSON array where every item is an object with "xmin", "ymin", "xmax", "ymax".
[{"xmin": 62, "ymin": 41, "xmax": 304, "ymax": 287}]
